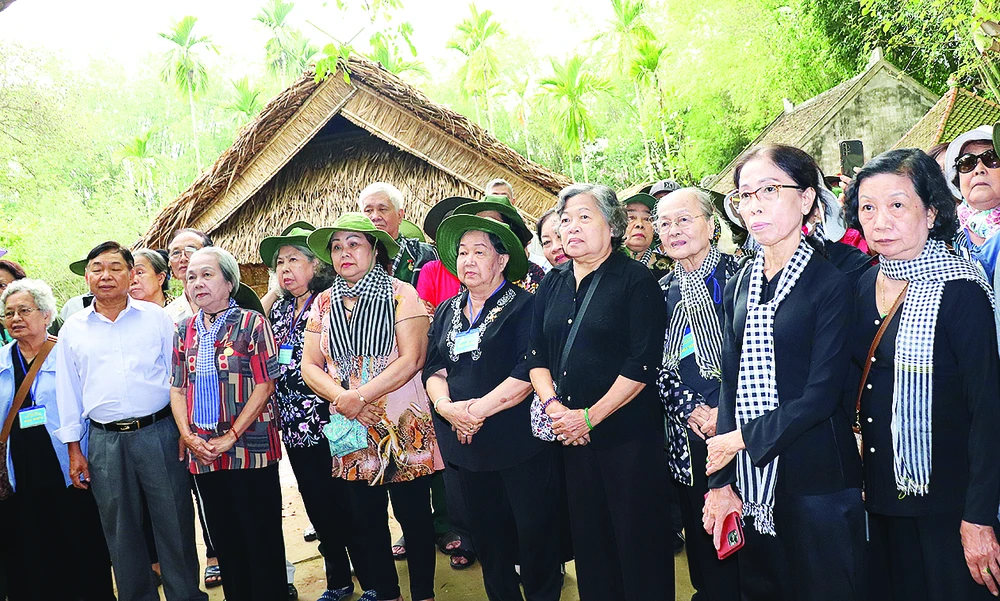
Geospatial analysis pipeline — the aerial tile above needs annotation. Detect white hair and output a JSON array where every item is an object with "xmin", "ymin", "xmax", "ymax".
[
  {"xmin": 358, "ymin": 182, "xmax": 405, "ymax": 212},
  {"xmin": 485, "ymin": 178, "xmax": 514, "ymax": 197},
  {"xmin": 655, "ymin": 187, "xmax": 715, "ymax": 220},
  {"xmin": 1, "ymin": 278, "xmax": 57, "ymax": 326},
  {"xmin": 189, "ymin": 247, "xmax": 241, "ymax": 296}
]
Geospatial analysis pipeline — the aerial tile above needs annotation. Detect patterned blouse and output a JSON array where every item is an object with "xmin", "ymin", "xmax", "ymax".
[
  {"xmin": 269, "ymin": 295, "xmax": 328, "ymax": 449},
  {"xmin": 306, "ymin": 279, "xmax": 443, "ymax": 486},
  {"xmin": 514, "ymin": 262, "xmax": 548, "ymax": 295},
  {"xmin": 172, "ymin": 309, "xmax": 282, "ymax": 474}
]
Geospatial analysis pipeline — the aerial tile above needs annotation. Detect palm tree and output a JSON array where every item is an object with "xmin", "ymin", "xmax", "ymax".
[
  {"xmin": 368, "ymin": 33, "xmax": 428, "ymax": 77},
  {"xmin": 255, "ymin": 0, "xmax": 298, "ymax": 85},
  {"xmin": 224, "ymin": 77, "xmax": 263, "ymax": 125},
  {"xmin": 506, "ymin": 74, "xmax": 533, "ymax": 161},
  {"xmin": 539, "ymin": 55, "xmax": 610, "ymax": 181},
  {"xmin": 159, "ymin": 16, "xmax": 215, "ymax": 170},
  {"xmin": 594, "ymin": 0, "xmax": 655, "ymax": 74},
  {"xmin": 630, "ymin": 38, "xmax": 669, "ymax": 178},
  {"xmin": 446, "ymin": 4, "xmax": 504, "ymax": 131},
  {"xmin": 120, "ymin": 129, "xmax": 158, "ymax": 212},
  {"xmin": 284, "ymin": 30, "xmax": 319, "ymax": 76}
]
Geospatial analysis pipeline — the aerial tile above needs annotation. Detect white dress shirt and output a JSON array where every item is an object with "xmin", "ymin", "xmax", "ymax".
[
  {"xmin": 164, "ymin": 294, "xmax": 194, "ymax": 325},
  {"xmin": 54, "ymin": 297, "xmax": 175, "ymax": 443}
]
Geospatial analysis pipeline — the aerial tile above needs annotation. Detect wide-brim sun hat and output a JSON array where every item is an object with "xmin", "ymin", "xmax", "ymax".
[
  {"xmin": 398, "ymin": 219, "xmax": 427, "ymax": 243},
  {"xmin": 69, "ymin": 258, "xmax": 88, "ymax": 277},
  {"xmin": 621, "ymin": 192, "xmax": 658, "ymax": 212},
  {"xmin": 451, "ymin": 195, "xmax": 533, "ymax": 247},
  {"xmin": 436, "ymin": 214, "xmax": 529, "ymax": 282},
  {"xmin": 945, "ymin": 125, "xmax": 994, "ymax": 199},
  {"xmin": 307, "ymin": 213, "xmax": 400, "ymax": 266},
  {"xmin": 258, "ymin": 220, "xmax": 316, "ymax": 268},
  {"xmin": 424, "ymin": 196, "xmax": 476, "ymax": 241}
]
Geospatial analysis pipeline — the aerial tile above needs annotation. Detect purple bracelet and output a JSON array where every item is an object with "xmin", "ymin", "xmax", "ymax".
[{"xmin": 540, "ymin": 395, "xmax": 559, "ymax": 412}]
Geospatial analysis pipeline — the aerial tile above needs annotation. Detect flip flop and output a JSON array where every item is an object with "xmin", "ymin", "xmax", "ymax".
[
  {"xmin": 204, "ymin": 564, "xmax": 222, "ymax": 588},
  {"xmin": 391, "ymin": 536, "xmax": 406, "ymax": 560},
  {"xmin": 435, "ymin": 531, "xmax": 463, "ymax": 555},
  {"xmin": 449, "ymin": 549, "xmax": 477, "ymax": 570}
]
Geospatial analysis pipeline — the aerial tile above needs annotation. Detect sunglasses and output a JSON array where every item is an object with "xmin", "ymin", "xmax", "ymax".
[{"xmin": 956, "ymin": 149, "xmax": 1000, "ymax": 174}]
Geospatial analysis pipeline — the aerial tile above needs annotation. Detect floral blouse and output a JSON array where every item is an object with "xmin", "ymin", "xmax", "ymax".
[
  {"xmin": 269, "ymin": 295, "xmax": 329, "ymax": 449},
  {"xmin": 305, "ymin": 279, "xmax": 443, "ymax": 485}
]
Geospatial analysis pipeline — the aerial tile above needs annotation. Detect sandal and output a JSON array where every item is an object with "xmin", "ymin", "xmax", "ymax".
[
  {"xmin": 391, "ymin": 535, "xmax": 406, "ymax": 560},
  {"xmin": 449, "ymin": 549, "xmax": 477, "ymax": 570},
  {"xmin": 204, "ymin": 564, "xmax": 223, "ymax": 588},
  {"xmin": 435, "ymin": 531, "xmax": 463, "ymax": 556}
]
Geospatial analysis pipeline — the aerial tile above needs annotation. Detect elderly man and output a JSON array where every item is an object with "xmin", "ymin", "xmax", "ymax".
[
  {"xmin": 358, "ymin": 182, "xmax": 437, "ymax": 285},
  {"xmin": 54, "ymin": 241, "xmax": 207, "ymax": 601},
  {"xmin": 485, "ymin": 178, "xmax": 551, "ymax": 274}
]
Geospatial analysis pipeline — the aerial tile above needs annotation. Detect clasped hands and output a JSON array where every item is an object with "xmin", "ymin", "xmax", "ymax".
[
  {"xmin": 181, "ymin": 429, "xmax": 237, "ymax": 466},
  {"xmin": 335, "ymin": 389, "xmax": 385, "ymax": 426},
  {"xmin": 439, "ymin": 400, "xmax": 484, "ymax": 445},
  {"xmin": 547, "ymin": 400, "xmax": 591, "ymax": 446}
]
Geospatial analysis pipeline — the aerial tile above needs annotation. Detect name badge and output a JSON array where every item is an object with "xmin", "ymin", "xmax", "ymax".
[
  {"xmin": 454, "ymin": 329, "xmax": 480, "ymax": 355},
  {"xmin": 278, "ymin": 344, "xmax": 294, "ymax": 365},
  {"xmin": 680, "ymin": 327, "xmax": 696, "ymax": 360},
  {"xmin": 18, "ymin": 406, "xmax": 46, "ymax": 429}
]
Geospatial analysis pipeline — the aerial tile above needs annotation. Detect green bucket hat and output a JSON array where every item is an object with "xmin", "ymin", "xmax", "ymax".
[
  {"xmin": 424, "ymin": 196, "xmax": 476, "ymax": 241},
  {"xmin": 258, "ymin": 221, "xmax": 316, "ymax": 268},
  {"xmin": 436, "ymin": 215, "xmax": 529, "ymax": 282},
  {"xmin": 69, "ymin": 258, "xmax": 88, "ymax": 277},
  {"xmin": 451, "ymin": 195, "xmax": 533, "ymax": 247},
  {"xmin": 398, "ymin": 219, "xmax": 426, "ymax": 243},
  {"xmin": 622, "ymin": 192, "xmax": 658, "ymax": 212},
  {"xmin": 307, "ymin": 213, "xmax": 400, "ymax": 266}
]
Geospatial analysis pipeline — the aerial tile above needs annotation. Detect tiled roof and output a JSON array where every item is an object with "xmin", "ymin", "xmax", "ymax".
[{"xmin": 894, "ymin": 88, "xmax": 1000, "ymax": 149}]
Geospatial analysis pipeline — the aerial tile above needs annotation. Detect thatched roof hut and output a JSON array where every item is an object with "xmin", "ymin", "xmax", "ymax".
[{"xmin": 139, "ymin": 56, "xmax": 571, "ymax": 289}]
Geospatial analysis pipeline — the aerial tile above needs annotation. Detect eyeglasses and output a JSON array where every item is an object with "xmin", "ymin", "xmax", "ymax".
[
  {"xmin": 168, "ymin": 246, "xmax": 200, "ymax": 260},
  {"xmin": 726, "ymin": 184, "xmax": 805, "ymax": 211},
  {"xmin": 626, "ymin": 214, "xmax": 655, "ymax": 224},
  {"xmin": 955, "ymin": 149, "xmax": 1000, "ymax": 174},
  {"xmin": 658, "ymin": 214, "xmax": 706, "ymax": 231},
  {"xmin": 0, "ymin": 282, "xmax": 9, "ymax": 292},
  {"xmin": 3, "ymin": 307, "xmax": 36, "ymax": 321}
]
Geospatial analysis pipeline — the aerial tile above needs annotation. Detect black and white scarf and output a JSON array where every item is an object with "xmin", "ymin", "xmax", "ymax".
[
  {"xmin": 327, "ymin": 264, "xmax": 396, "ymax": 384},
  {"xmin": 879, "ymin": 239, "xmax": 994, "ymax": 495},
  {"xmin": 736, "ymin": 237, "xmax": 814, "ymax": 535},
  {"xmin": 663, "ymin": 246, "xmax": 724, "ymax": 380}
]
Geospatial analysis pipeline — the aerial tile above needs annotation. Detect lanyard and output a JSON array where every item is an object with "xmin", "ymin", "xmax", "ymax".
[
  {"xmin": 14, "ymin": 345, "xmax": 39, "ymax": 408},
  {"xmin": 464, "ymin": 280, "xmax": 506, "ymax": 333},
  {"xmin": 279, "ymin": 293, "xmax": 315, "ymax": 347}
]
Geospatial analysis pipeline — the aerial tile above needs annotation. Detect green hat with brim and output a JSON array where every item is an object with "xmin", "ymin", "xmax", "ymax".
[
  {"xmin": 452, "ymin": 195, "xmax": 533, "ymax": 247},
  {"xmin": 622, "ymin": 192, "xmax": 658, "ymax": 212},
  {"xmin": 424, "ymin": 196, "xmax": 476, "ymax": 241},
  {"xmin": 258, "ymin": 221, "xmax": 317, "ymax": 268},
  {"xmin": 436, "ymin": 215, "xmax": 529, "ymax": 282},
  {"xmin": 69, "ymin": 258, "xmax": 88, "ymax": 277},
  {"xmin": 307, "ymin": 213, "xmax": 400, "ymax": 266},
  {"xmin": 233, "ymin": 283, "xmax": 264, "ymax": 314},
  {"xmin": 398, "ymin": 219, "xmax": 426, "ymax": 243}
]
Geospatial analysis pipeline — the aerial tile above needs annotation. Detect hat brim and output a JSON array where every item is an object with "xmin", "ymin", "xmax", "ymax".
[
  {"xmin": 69, "ymin": 259, "xmax": 88, "ymax": 277},
  {"xmin": 622, "ymin": 193, "xmax": 658, "ymax": 212},
  {"xmin": 452, "ymin": 201, "xmax": 532, "ymax": 246},
  {"xmin": 398, "ymin": 220, "xmax": 426, "ymax": 243},
  {"xmin": 259, "ymin": 234, "xmax": 311, "ymax": 268},
  {"xmin": 436, "ymin": 215, "xmax": 529, "ymax": 282},
  {"xmin": 233, "ymin": 283, "xmax": 264, "ymax": 314},
  {"xmin": 945, "ymin": 125, "xmax": 994, "ymax": 198},
  {"xmin": 307, "ymin": 226, "xmax": 400, "ymax": 266},
  {"xmin": 424, "ymin": 197, "xmax": 476, "ymax": 240}
]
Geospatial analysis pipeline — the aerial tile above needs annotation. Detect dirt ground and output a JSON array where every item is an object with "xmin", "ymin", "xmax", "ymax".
[{"xmin": 156, "ymin": 456, "xmax": 696, "ymax": 600}]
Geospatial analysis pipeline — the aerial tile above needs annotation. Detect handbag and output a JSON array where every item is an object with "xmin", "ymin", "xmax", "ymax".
[
  {"xmin": 529, "ymin": 394, "xmax": 557, "ymax": 442},
  {"xmin": 323, "ymin": 411, "xmax": 369, "ymax": 458}
]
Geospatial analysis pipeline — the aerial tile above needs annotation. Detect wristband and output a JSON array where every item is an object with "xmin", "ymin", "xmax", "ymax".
[
  {"xmin": 433, "ymin": 396, "xmax": 451, "ymax": 411},
  {"xmin": 584, "ymin": 407, "xmax": 594, "ymax": 431}
]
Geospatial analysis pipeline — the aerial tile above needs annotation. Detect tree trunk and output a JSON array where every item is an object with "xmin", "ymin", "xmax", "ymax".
[
  {"xmin": 633, "ymin": 82, "xmax": 655, "ymax": 181},
  {"xmin": 579, "ymin": 125, "xmax": 590, "ymax": 182},
  {"xmin": 187, "ymin": 82, "xmax": 203, "ymax": 171}
]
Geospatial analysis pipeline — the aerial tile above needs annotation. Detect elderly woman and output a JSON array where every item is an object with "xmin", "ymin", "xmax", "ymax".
[
  {"xmin": 169, "ymin": 247, "xmax": 286, "ymax": 601},
  {"xmin": 259, "ymin": 222, "xmax": 364, "ymax": 601},
  {"xmin": 844, "ymin": 148, "xmax": 1000, "ymax": 600},
  {"xmin": 704, "ymin": 145, "xmax": 865, "ymax": 601},
  {"xmin": 130, "ymin": 248, "xmax": 173, "ymax": 307},
  {"xmin": 424, "ymin": 215, "xmax": 561, "ymax": 600},
  {"xmin": 623, "ymin": 193, "xmax": 673, "ymax": 277},
  {"xmin": 536, "ymin": 208, "xmax": 568, "ymax": 267},
  {"xmin": 526, "ymin": 184, "xmax": 671, "ymax": 600},
  {"xmin": 0, "ymin": 279, "xmax": 114, "ymax": 600},
  {"xmin": 656, "ymin": 187, "xmax": 740, "ymax": 601},
  {"xmin": 944, "ymin": 126, "xmax": 1000, "ymax": 275},
  {"xmin": 301, "ymin": 213, "xmax": 441, "ymax": 601}
]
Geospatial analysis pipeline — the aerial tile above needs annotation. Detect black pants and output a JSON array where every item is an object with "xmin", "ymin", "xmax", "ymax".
[
  {"xmin": 442, "ymin": 462, "xmax": 476, "ymax": 553},
  {"xmin": 866, "ymin": 512, "xmax": 998, "ymax": 601},
  {"xmin": 1, "ymin": 485, "xmax": 114, "ymax": 601},
  {"xmin": 287, "ymin": 443, "xmax": 359, "ymax": 591},
  {"xmin": 457, "ymin": 448, "xmax": 562, "ymax": 601},
  {"xmin": 563, "ymin": 437, "xmax": 674, "ymax": 601},
  {"xmin": 347, "ymin": 474, "xmax": 436, "ymax": 601},
  {"xmin": 738, "ymin": 487, "xmax": 865, "ymax": 601},
  {"xmin": 672, "ymin": 435, "xmax": 740, "ymax": 601},
  {"xmin": 195, "ymin": 464, "xmax": 287, "ymax": 601}
]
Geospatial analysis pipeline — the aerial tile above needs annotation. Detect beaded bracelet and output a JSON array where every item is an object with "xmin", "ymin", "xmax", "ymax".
[{"xmin": 540, "ymin": 395, "xmax": 559, "ymax": 412}]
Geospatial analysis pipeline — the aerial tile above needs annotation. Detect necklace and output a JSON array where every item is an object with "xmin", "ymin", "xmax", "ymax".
[
  {"xmin": 206, "ymin": 307, "xmax": 229, "ymax": 324},
  {"xmin": 879, "ymin": 273, "xmax": 906, "ymax": 317}
]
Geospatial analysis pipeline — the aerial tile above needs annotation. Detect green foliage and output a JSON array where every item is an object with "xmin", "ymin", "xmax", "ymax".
[
  {"xmin": 224, "ymin": 77, "xmax": 264, "ymax": 124},
  {"xmin": 367, "ymin": 32, "xmax": 428, "ymax": 77},
  {"xmin": 158, "ymin": 16, "xmax": 216, "ymax": 98}
]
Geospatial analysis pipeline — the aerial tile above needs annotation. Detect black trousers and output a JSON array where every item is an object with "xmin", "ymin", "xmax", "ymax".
[
  {"xmin": 866, "ymin": 512, "xmax": 998, "ymax": 601},
  {"xmin": 671, "ymin": 436, "xmax": 739, "ymax": 601},
  {"xmin": 347, "ymin": 474, "xmax": 436, "ymax": 601},
  {"xmin": 563, "ymin": 437, "xmax": 674, "ymax": 601},
  {"xmin": 1, "ymin": 485, "xmax": 114, "ymax": 601},
  {"xmin": 286, "ymin": 443, "xmax": 359, "ymax": 591},
  {"xmin": 195, "ymin": 464, "xmax": 287, "ymax": 601},
  {"xmin": 738, "ymin": 487, "xmax": 865, "ymax": 601},
  {"xmin": 456, "ymin": 447, "xmax": 562, "ymax": 601}
]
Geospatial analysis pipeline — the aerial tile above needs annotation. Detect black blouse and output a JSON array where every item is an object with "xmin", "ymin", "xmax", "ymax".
[
  {"xmin": 526, "ymin": 250, "xmax": 667, "ymax": 449},
  {"xmin": 424, "ymin": 281, "xmax": 545, "ymax": 472},
  {"xmin": 851, "ymin": 268, "xmax": 1000, "ymax": 525},
  {"xmin": 826, "ymin": 241, "xmax": 875, "ymax": 288},
  {"xmin": 710, "ymin": 252, "xmax": 863, "ymax": 495},
  {"xmin": 10, "ymin": 346, "xmax": 63, "ymax": 491}
]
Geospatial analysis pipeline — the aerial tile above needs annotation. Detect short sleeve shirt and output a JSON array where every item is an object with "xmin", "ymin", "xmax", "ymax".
[{"xmin": 269, "ymin": 295, "xmax": 329, "ymax": 448}]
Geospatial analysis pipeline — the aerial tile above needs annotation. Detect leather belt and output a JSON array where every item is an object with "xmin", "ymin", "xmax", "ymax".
[{"xmin": 91, "ymin": 405, "xmax": 172, "ymax": 432}]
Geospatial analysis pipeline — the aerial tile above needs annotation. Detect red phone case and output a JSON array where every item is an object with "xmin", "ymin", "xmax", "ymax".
[{"xmin": 716, "ymin": 511, "xmax": 744, "ymax": 560}]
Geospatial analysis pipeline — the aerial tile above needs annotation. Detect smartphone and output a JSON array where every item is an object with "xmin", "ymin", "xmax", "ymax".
[
  {"xmin": 716, "ymin": 510, "xmax": 745, "ymax": 560},
  {"xmin": 840, "ymin": 139, "xmax": 865, "ymax": 177}
]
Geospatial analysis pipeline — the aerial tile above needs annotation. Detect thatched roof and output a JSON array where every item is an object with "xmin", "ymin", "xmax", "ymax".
[
  {"xmin": 139, "ymin": 56, "xmax": 572, "ymax": 257},
  {"xmin": 893, "ymin": 87, "xmax": 1000, "ymax": 150}
]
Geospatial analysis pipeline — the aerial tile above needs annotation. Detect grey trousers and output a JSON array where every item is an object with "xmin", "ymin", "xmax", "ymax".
[{"xmin": 88, "ymin": 416, "xmax": 207, "ymax": 601}]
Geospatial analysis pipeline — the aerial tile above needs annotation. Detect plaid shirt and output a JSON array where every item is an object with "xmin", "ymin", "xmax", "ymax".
[{"xmin": 173, "ymin": 309, "xmax": 282, "ymax": 474}]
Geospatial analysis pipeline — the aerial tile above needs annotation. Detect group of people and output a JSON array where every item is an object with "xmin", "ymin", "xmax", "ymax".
[{"xmin": 2, "ymin": 123, "xmax": 1000, "ymax": 601}]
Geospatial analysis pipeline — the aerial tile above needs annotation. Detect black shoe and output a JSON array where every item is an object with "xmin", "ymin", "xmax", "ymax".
[
  {"xmin": 288, "ymin": 583, "xmax": 298, "ymax": 600},
  {"xmin": 303, "ymin": 526, "xmax": 318, "ymax": 542},
  {"xmin": 673, "ymin": 530, "xmax": 685, "ymax": 554}
]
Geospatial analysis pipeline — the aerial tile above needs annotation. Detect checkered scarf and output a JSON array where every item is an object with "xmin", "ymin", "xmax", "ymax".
[
  {"xmin": 736, "ymin": 237, "xmax": 814, "ymax": 535},
  {"xmin": 192, "ymin": 299, "xmax": 238, "ymax": 430},
  {"xmin": 663, "ymin": 245, "xmax": 723, "ymax": 380},
  {"xmin": 327, "ymin": 264, "xmax": 396, "ymax": 384},
  {"xmin": 879, "ymin": 238, "xmax": 994, "ymax": 495}
]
